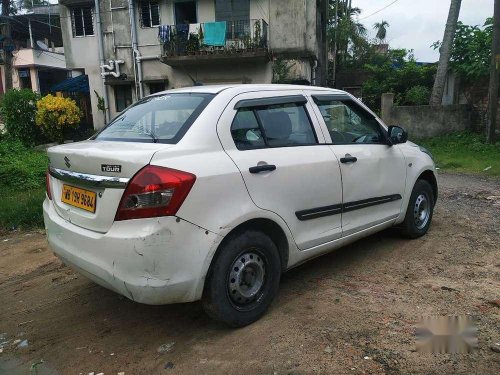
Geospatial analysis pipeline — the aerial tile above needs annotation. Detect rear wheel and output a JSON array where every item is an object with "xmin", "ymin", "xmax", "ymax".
[
  {"xmin": 400, "ymin": 179, "xmax": 434, "ymax": 238},
  {"xmin": 202, "ymin": 230, "xmax": 281, "ymax": 327}
]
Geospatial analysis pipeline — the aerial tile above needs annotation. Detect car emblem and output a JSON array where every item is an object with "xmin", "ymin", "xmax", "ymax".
[
  {"xmin": 101, "ymin": 164, "xmax": 122, "ymax": 173},
  {"xmin": 64, "ymin": 156, "xmax": 71, "ymax": 168}
]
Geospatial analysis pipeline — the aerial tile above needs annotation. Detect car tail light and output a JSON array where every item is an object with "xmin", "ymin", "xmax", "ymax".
[
  {"xmin": 46, "ymin": 170, "xmax": 52, "ymax": 200},
  {"xmin": 115, "ymin": 165, "xmax": 196, "ymax": 221}
]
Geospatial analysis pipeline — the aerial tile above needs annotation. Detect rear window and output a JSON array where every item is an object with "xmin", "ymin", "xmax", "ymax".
[{"xmin": 94, "ymin": 93, "xmax": 214, "ymax": 143}]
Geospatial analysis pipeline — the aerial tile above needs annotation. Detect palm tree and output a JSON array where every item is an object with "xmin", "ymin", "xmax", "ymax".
[
  {"xmin": 430, "ymin": 0, "xmax": 462, "ymax": 105},
  {"xmin": 373, "ymin": 20, "xmax": 389, "ymax": 44}
]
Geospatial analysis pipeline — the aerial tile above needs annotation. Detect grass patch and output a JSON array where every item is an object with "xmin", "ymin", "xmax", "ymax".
[
  {"xmin": 0, "ymin": 139, "xmax": 47, "ymax": 231},
  {"xmin": 0, "ymin": 187, "xmax": 46, "ymax": 230},
  {"xmin": 419, "ymin": 132, "xmax": 500, "ymax": 176}
]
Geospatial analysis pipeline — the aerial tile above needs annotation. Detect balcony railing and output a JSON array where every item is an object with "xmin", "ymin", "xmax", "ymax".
[{"xmin": 160, "ymin": 19, "xmax": 269, "ymax": 66}]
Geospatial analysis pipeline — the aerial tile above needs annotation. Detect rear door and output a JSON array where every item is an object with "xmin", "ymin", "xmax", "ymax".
[
  {"xmin": 217, "ymin": 91, "xmax": 343, "ymax": 250},
  {"xmin": 310, "ymin": 94, "xmax": 407, "ymax": 236}
]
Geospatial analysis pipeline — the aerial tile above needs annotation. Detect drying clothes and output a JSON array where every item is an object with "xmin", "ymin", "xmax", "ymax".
[
  {"xmin": 203, "ymin": 21, "xmax": 227, "ymax": 46},
  {"xmin": 188, "ymin": 23, "xmax": 201, "ymax": 39},
  {"xmin": 176, "ymin": 23, "xmax": 189, "ymax": 42},
  {"xmin": 158, "ymin": 25, "xmax": 170, "ymax": 43}
]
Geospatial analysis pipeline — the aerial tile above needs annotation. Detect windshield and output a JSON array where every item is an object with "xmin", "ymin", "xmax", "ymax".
[{"xmin": 94, "ymin": 93, "xmax": 214, "ymax": 143}]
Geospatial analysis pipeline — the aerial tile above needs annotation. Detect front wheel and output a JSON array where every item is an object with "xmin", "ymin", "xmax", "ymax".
[
  {"xmin": 399, "ymin": 179, "xmax": 435, "ymax": 238},
  {"xmin": 202, "ymin": 230, "xmax": 281, "ymax": 327}
]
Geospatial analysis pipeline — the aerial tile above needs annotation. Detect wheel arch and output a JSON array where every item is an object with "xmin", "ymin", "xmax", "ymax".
[
  {"xmin": 205, "ymin": 218, "xmax": 290, "ymax": 284},
  {"xmin": 417, "ymin": 170, "xmax": 438, "ymax": 205}
]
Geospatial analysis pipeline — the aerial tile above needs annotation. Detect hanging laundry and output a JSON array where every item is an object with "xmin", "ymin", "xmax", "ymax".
[
  {"xmin": 176, "ymin": 24, "xmax": 189, "ymax": 42},
  {"xmin": 158, "ymin": 25, "xmax": 170, "ymax": 43},
  {"xmin": 203, "ymin": 21, "xmax": 227, "ymax": 47},
  {"xmin": 188, "ymin": 23, "xmax": 201, "ymax": 39}
]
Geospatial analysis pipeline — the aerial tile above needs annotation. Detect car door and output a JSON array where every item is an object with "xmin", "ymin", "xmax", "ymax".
[
  {"xmin": 310, "ymin": 93, "xmax": 407, "ymax": 236},
  {"xmin": 217, "ymin": 91, "xmax": 343, "ymax": 250}
]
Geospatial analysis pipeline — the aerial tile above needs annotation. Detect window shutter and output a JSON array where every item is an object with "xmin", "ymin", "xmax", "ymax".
[
  {"xmin": 150, "ymin": 1, "xmax": 160, "ymax": 26},
  {"xmin": 140, "ymin": 1, "xmax": 151, "ymax": 27},
  {"xmin": 82, "ymin": 7, "xmax": 94, "ymax": 36},
  {"xmin": 72, "ymin": 8, "xmax": 84, "ymax": 37}
]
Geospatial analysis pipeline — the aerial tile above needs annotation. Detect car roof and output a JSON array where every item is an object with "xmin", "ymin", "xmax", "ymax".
[{"xmin": 155, "ymin": 84, "xmax": 346, "ymax": 96}]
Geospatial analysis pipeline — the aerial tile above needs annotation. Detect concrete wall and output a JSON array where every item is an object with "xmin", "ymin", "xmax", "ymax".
[{"xmin": 381, "ymin": 94, "xmax": 471, "ymax": 139}]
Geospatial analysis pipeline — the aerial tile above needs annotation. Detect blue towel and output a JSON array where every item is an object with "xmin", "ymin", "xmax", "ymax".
[{"xmin": 203, "ymin": 21, "xmax": 227, "ymax": 46}]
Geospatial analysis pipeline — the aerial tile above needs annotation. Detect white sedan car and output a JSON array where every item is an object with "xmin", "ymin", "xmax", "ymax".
[{"xmin": 44, "ymin": 84, "xmax": 437, "ymax": 327}]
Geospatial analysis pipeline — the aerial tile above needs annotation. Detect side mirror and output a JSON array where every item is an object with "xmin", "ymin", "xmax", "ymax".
[{"xmin": 388, "ymin": 125, "xmax": 408, "ymax": 144}]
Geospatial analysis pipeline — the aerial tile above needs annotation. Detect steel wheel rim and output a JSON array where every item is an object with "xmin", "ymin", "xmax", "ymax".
[
  {"xmin": 228, "ymin": 252, "xmax": 266, "ymax": 306},
  {"xmin": 414, "ymin": 193, "xmax": 430, "ymax": 230}
]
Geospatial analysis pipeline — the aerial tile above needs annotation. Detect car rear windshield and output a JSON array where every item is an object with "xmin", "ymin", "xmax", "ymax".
[{"xmin": 94, "ymin": 93, "xmax": 214, "ymax": 143}]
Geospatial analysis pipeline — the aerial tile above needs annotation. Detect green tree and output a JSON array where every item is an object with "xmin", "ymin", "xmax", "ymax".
[
  {"xmin": 362, "ymin": 49, "xmax": 436, "ymax": 111},
  {"xmin": 433, "ymin": 18, "xmax": 492, "ymax": 82},
  {"xmin": 373, "ymin": 20, "xmax": 389, "ymax": 44},
  {"xmin": 0, "ymin": 89, "xmax": 40, "ymax": 146}
]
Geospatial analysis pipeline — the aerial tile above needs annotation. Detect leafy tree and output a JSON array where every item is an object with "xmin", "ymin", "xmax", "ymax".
[
  {"xmin": 328, "ymin": 3, "xmax": 372, "ymax": 69},
  {"xmin": 362, "ymin": 49, "xmax": 436, "ymax": 111},
  {"xmin": 373, "ymin": 20, "xmax": 389, "ymax": 44},
  {"xmin": 433, "ymin": 18, "xmax": 492, "ymax": 82},
  {"xmin": 0, "ymin": 89, "xmax": 40, "ymax": 146}
]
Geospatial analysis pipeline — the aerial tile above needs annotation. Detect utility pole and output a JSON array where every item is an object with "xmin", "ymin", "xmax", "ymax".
[
  {"xmin": 487, "ymin": 0, "xmax": 500, "ymax": 144},
  {"xmin": 1, "ymin": 0, "xmax": 13, "ymax": 91}
]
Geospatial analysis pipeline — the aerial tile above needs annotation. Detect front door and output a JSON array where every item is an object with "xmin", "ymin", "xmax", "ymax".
[
  {"xmin": 310, "ymin": 94, "xmax": 407, "ymax": 236},
  {"xmin": 217, "ymin": 92, "xmax": 343, "ymax": 250}
]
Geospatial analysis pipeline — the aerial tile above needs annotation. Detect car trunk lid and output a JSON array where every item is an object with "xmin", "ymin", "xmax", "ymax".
[{"xmin": 47, "ymin": 141, "xmax": 170, "ymax": 233}]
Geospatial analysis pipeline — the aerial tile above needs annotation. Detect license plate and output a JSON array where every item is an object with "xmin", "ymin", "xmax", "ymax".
[{"xmin": 61, "ymin": 184, "xmax": 97, "ymax": 213}]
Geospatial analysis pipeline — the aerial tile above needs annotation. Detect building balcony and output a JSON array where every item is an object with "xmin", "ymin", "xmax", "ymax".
[{"xmin": 160, "ymin": 19, "xmax": 269, "ymax": 67}]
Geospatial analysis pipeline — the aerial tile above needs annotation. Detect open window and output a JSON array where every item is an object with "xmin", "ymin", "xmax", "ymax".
[
  {"xmin": 139, "ymin": 0, "xmax": 160, "ymax": 28},
  {"xmin": 70, "ymin": 6, "xmax": 94, "ymax": 37}
]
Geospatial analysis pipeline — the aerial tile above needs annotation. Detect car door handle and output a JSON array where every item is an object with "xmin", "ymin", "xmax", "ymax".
[
  {"xmin": 249, "ymin": 164, "xmax": 277, "ymax": 173},
  {"xmin": 340, "ymin": 155, "xmax": 357, "ymax": 163}
]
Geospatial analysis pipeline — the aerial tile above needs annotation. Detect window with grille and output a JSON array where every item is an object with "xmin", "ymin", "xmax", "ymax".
[
  {"xmin": 71, "ymin": 7, "xmax": 94, "ymax": 37},
  {"xmin": 139, "ymin": 1, "xmax": 160, "ymax": 28}
]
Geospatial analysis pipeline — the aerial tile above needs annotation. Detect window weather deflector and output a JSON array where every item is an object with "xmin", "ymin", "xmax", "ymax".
[
  {"xmin": 234, "ymin": 95, "xmax": 308, "ymax": 109},
  {"xmin": 311, "ymin": 94, "xmax": 352, "ymax": 103}
]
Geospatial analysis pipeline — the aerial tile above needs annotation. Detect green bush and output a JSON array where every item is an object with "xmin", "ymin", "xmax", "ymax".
[
  {"xmin": 0, "ymin": 89, "xmax": 40, "ymax": 146},
  {"xmin": 404, "ymin": 85, "xmax": 431, "ymax": 105},
  {"xmin": 0, "ymin": 139, "xmax": 47, "ymax": 189}
]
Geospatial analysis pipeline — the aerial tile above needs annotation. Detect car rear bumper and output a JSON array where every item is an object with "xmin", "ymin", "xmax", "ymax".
[{"xmin": 43, "ymin": 198, "xmax": 220, "ymax": 305}]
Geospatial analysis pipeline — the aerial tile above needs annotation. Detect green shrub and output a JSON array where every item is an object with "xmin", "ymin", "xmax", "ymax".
[
  {"xmin": 404, "ymin": 85, "xmax": 431, "ymax": 105},
  {"xmin": 0, "ymin": 139, "xmax": 47, "ymax": 189},
  {"xmin": 0, "ymin": 89, "xmax": 40, "ymax": 146}
]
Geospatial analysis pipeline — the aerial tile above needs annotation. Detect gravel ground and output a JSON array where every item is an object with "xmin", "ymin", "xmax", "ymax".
[{"xmin": 0, "ymin": 172, "xmax": 499, "ymax": 375}]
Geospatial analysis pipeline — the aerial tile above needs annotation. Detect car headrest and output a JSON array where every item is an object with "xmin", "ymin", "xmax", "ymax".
[{"xmin": 262, "ymin": 112, "xmax": 292, "ymax": 140}]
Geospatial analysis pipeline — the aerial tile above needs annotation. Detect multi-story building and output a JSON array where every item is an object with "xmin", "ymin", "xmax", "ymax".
[
  {"xmin": 0, "ymin": 6, "xmax": 70, "ymax": 95},
  {"xmin": 58, "ymin": 0, "xmax": 328, "ymax": 128}
]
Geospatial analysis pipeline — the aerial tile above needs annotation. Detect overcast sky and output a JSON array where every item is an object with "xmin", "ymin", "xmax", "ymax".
[{"xmin": 353, "ymin": 0, "xmax": 493, "ymax": 62}]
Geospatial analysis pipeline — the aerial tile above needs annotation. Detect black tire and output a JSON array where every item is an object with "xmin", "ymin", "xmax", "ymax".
[
  {"xmin": 400, "ymin": 179, "xmax": 435, "ymax": 238},
  {"xmin": 202, "ymin": 230, "xmax": 281, "ymax": 327}
]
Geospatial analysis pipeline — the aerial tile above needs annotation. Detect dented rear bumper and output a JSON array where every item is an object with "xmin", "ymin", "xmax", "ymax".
[{"xmin": 43, "ymin": 199, "xmax": 220, "ymax": 304}]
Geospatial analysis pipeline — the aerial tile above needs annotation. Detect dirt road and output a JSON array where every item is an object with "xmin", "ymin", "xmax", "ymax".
[{"xmin": 0, "ymin": 173, "xmax": 499, "ymax": 375}]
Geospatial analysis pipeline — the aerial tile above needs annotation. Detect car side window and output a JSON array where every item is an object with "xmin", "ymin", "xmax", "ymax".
[
  {"xmin": 230, "ymin": 102, "xmax": 317, "ymax": 150},
  {"xmin": 231, "ymin": 109, "xmax": 266, "ymax": 150},
  {"xmin": 315, "ymin": 99, "xmax": 384, "ymax": 145}
]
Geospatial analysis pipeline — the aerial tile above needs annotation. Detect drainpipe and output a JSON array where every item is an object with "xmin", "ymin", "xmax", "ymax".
[
  {"xmin": 127, "ymin": 0, "xmax": 144, "ymax": 99},
  {"xmin": 94, "ymin": 0, "xmax": 110, "ymax": 124},
  {"xmin": 311, "ymin": 59, "xmax": 318, "ymax": 86}
]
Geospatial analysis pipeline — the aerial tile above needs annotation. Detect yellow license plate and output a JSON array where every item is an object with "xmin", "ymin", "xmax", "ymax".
[{"xmin": 61, "ymin": 184, "xmax": 97, "ymax": 213}]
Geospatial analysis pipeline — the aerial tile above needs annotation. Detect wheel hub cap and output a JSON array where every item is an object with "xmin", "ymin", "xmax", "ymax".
[
  {"xmin": 228, "ymin": 252, "xmax": 265, "ymax": 305},
  {"xmin": 414, "ymin": 193, "xmax": 430, "ymax": 230}
]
